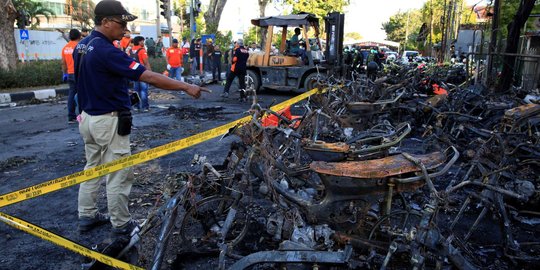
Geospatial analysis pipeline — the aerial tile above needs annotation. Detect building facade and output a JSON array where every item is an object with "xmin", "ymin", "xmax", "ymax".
[{"xmin": 35, "ymin": 0, "xmax": 173, "ymax": 34}]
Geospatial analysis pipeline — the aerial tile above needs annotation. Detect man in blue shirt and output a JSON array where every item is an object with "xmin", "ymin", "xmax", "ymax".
[
  {"xmin": 74, "ymin": 0, "xmax": 209, "ymax": 237},
  {"xmin": 289, "ymin": 27, "xmax": 306, "ymax": 63}
]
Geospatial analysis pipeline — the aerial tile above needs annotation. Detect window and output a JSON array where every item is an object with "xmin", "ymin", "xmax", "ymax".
[{"xmin": 37, "ymin": 1, "xmax": 66, "ymax": 16}]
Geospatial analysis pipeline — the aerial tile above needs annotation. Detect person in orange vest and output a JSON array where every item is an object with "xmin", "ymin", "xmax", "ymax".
[
  {"xmin": 130, "ymin": 36, "xmax": 151, "ymax": 111},
  {"xmin": 221, "ymin": 39, "xmax": 249, "ymax": 101},
  {"xmin": 166, "ymin": 38, "xmax": 184, "ymax": 82},
  {"xmin": 119, "ymin": 29, "xmax": 131, "ymax": 51},
  {"xmin": 61, "ymin": 29, "xmax": 82, "ymax": 124}
]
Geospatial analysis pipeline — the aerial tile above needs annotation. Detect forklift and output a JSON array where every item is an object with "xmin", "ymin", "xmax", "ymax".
[{"xmin": 245, "ymin": 12, "xmax": 345, "ymax": 93}]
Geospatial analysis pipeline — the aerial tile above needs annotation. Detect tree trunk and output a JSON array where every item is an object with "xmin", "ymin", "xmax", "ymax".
[
  {"xmin": 203, "ymin": 0, "xmax": 227, "ymax": 34},
  {"xmin": 0, "ymin": 0, "xmax": 19, "ymax": 71},
  {"xmin": 497, "ymin": 0, "xmax": 536, "ymax": 92},
  {"xmin": 258, "ymin": 0, "xmax": 270, "ymax": 48}
]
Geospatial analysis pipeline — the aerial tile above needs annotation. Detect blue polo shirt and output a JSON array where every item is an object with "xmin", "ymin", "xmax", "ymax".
[{"xmin": 74, "ymin": 31, "xmax": 146, "ymax": 115}]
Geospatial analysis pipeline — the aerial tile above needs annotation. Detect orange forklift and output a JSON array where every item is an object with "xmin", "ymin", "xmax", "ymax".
[{"xmin": 245, "ymin": 12, "xmax": 345, "ymax": 93}]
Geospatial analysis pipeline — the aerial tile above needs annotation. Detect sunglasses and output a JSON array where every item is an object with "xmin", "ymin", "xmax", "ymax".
[{"xmin": 108, "ymin": 18, "xmax": 127, "ymax": 28}]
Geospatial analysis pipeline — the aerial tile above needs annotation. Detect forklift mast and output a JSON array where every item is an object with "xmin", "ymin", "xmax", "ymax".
[{"xmin": 324, "ymin": 12, "xmax": 345, "ymax": 75}]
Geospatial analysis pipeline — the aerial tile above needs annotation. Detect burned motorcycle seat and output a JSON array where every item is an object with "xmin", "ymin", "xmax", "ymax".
[{"xmin": 310, "ymin": 152, "xmax": 445, "ymax": 179}]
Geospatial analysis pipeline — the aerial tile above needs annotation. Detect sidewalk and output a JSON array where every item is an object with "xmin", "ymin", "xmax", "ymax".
[
  {"xmin": 0, "ymin": 87, "xmax": 69, "ymax": 106},
  {"xmin": 0, "ymin": 72, "xmax": 225, "ymax": 106}
]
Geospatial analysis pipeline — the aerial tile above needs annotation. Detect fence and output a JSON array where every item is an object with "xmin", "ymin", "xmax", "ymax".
[{"xmin": 466, "ymin": 51, "xmax": 540, "ymax": 91}]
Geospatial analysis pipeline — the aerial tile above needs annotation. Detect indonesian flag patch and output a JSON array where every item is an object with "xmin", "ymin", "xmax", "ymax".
[{"xmin": 129, "ymin": 61, "xmax": 140, "ymax": 70}]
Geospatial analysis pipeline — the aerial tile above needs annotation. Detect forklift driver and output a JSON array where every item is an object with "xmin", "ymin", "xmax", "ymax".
[{"xmin": 289, "ymin": 27, "xmax": 307, "ymax": 64}]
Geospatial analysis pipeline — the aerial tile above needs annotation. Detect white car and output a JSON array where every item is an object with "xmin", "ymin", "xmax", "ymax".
[
  {"xmin": 385, "ymin": 51, "xmax": 398, "ymax": 62},
  {"xmin": 402, "ymin": 50, "xmax": 420, "ymax": 63}
]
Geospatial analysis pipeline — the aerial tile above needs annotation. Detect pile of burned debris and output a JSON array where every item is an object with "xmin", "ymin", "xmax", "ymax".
[{"xmin": 137, "ymin": 64, "xmax": 539, "ymax": 270}]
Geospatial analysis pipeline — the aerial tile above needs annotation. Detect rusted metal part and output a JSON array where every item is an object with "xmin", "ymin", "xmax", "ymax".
[
  {"xmin": 302, "ymin": 140, "xmax": 350, "ymax": 162},
  {"xmin": 501, "ymin": 103, "xmax": 540, "ymax": 132},
  {"xmin": 332, "ymin": 232, "xmax": 386, "ymax": 251},
  {"xmin": 310, "ymin": 152, "xmax": 445, "ymax": 179},
  {"xmin": 303, "ymin": 123, "xmax": 412, "ymax": 162},
  {"xmin": 345, "ymin": 88, "xmax": 405, "ymax": 115},
  {"xmin": 228, "ymin": 244, "xmax": 353, "ymax": 270}
]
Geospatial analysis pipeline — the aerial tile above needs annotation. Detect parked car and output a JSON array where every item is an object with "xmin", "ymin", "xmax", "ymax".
[
  {"xmin": 385, "ymin": 51, "xmax": 398, "ymax": 62},
  {"xmin": 401, "ymin": 50, "xmax": 419, "ymax": 63}
]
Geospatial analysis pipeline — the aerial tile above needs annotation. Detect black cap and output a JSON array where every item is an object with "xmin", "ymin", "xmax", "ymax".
[
  {"xmin": 172, "ymin": 39, "xmax": 178, "ymax": 43},
  {"xmin": 95, "ymin": 0, "xmax": 137, "ymax": 21}
]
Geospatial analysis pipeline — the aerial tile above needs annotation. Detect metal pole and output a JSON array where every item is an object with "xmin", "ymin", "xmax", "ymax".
[
  {"xmin": 486, "ymin": 0, "xmax": 500, "ymax": 86},
  {"xmin": 190, "ymin": 0, "xmax": 195, "ymax": 41},
  {"xmin": 156, "ymin": 0, "xmax": 161, "ymax": 38},
  {"xmin": 167, "ymin": 0, "xmax": 172, "ymax": 46},
  {"xmin": 405, "ymin": 11, "xmax": 410, "ymax": 51},
  {"xmin": 429, "ymin": 0, "xmax": 433, "ymax": 57}
]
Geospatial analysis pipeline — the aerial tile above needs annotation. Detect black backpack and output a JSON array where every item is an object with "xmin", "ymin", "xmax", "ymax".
[{"xmin": 130, "ymin": 48, "xmax": 143, "ymax": 63}]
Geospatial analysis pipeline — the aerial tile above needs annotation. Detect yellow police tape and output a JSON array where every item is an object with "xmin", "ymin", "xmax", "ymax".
[
  {"xmin": 0, "ymin": 87, "xmax": 324, "ymax": 269},
  {"xmin": 0, "ymin": 211, "xmax": 144, "ymax": 270},
  {"xmin": 0, "ymin": 87, "xmax": 323, "ymax": 208}
]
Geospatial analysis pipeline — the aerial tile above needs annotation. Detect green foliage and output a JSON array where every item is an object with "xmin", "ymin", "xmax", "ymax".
[
  {"xmin": 67, "ymin": 0, "xmax": 95, "ymax": 29},
  {"xmin": 0, "ymin": 60, "xmax": 63, "ymax": 89},
  {"xmin": 382, "ymin": 11, "xmax": 407, "ymax": 43},
  {"xmin": 214, "ymin": 30, "xmax": 233, "ymax": 52},
  {"xmin": 284, "ymin": 0, "xmax": 349, "ymax": 34},
  {"xmin": 243, "ymin": 26, "xmax": 259, "ymax": 47},
  {"xmin": 383, "ymin": 0, "xmax": 477, "ymax": 51},
  {"xmin": 13, "ymin": 0, "xmax": 56, "ymax": 29},
  {"xmin": 382, "ymin": 10, "xmax": 422, "ymax": 50},
  {"xmin": 148, "ymin": 57, "xmax": 168, "ymax": 74},
  {"xmin": 345, "ymin": 32, "xmax": 362, "ymax": 40},
  {"xmin": 285, "ymin": 0, "xmax": 349, "ymax": 18},
  {"xmin": 503, "ymin": 1, "xmax": 540, "ymax": 36},
  {"xmin": 173, "ymin": 0, "xmax": 190, "ymax": 35}
]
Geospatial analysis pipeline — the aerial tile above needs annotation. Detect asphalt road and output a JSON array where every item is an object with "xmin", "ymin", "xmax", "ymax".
[{"xmin": 0, "ymin": 83, "xmax": 299, "ymax": 270}]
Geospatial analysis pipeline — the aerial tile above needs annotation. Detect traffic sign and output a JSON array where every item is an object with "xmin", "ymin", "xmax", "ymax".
[{"xmin": 20, "ymin": 29, "xmax": 29, "ymax": 40}]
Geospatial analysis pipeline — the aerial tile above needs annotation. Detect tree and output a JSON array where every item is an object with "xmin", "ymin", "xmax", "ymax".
[
  {"xmin": 66, "ymin": 0, "xmax": 95, "ymax": 29},
  {"xmin": 0, "ymin": 0, "xmax": 18, "ymax": 71},
  {"xmin": 497, "ymin": 0, "xmax": 536, "ymax": 92},
  {"xmin": 26, "ymin": 0, "xmax": 55, "ymax": 29},
  {"xmin": 284, "ymin": 0, "xmax": 349, "ymax": 33},
  {"xmin": 258, "ymin": 0, "xmax": 271, "ymax": 49},
  {"xmin": 0, "ymin": 0, "xmax": 53, "ymax": 71},
  {"xmin": 243, "ymin": 25, "xmax": 258, "ymax": 47},
  {"xmin": 285, "ymin": 0, "xmax": 349, "ymax": 18},
  {"xmin": 382, "ymin": 11, "xmax": 407, "ymax": 43},
  {"xmin": 203, "ymin": 0, "xmax": 227, "ymax": 33},
  {"xmin": 345, "ymin": 32, "xmax": 362, "ymax": 41},
  {"xmin": 382, "ymin": 10, "xmax": 422, "ymax": 50}
]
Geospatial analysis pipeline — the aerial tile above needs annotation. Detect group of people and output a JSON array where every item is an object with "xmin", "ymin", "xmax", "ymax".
[
  {"xmin": 61, "ymin": 0, "xmax": 209, "ymax": 242},
  {"xmin": 343, "ymin": 45, "xmax": 386, "ymax": 80}
]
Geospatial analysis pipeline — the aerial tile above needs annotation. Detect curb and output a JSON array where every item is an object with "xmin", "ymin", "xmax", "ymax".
[
  {"xmin": 0, "ymin": 88, "xmax": 69, "ymax": 105},
  {"xmin": 0, "ymin": 71, "xmax": 226, "ymax": 107}
]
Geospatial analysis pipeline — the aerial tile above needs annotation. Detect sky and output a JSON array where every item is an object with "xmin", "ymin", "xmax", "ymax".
[
  {"xmin": 217, "ymin": 0, "xmax": 430, "ymax": 41},
  {"xmin": 344, "ymin": 0, "xmax": 428, "ymax": 41}
]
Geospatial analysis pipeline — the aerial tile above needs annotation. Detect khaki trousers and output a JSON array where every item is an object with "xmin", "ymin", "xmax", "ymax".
[{"xmin": 78, "ymin": 111, "xmax": 133, "ymax": 228}]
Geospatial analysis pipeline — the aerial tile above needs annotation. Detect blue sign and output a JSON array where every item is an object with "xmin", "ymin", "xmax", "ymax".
[
  {"xmin": 19, "ymin": 29, "xmax": 29, "ymax": 40},
  {"xmin": 201, "ymin": 34, "xmax": 216, "ymax": 44}
]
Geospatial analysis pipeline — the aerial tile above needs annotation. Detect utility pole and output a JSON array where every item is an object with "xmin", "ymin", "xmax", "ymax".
[
  {"xmin": 190, "ymin": 0, "xmax": 195, "ymax": 41},
  {"xmin": 429, "ymin": 0, "xmax": 433, "ymax": 57},
  {"xmin": 159, "ymin": 0, "xmax": 172, "ymax": 45},
  {"xmin": 440, "ymin": 0, "xmax": 447, "ymax": 62},
  {"xmin": 486, "ymin": 0, "xmax": 500, "ymax": 86},
  {"xmin": 446, "ymin": 0, "xmax": 456, "ymax": 60},
  {"xmin": 156, "ymin": 0, "xmax": 161, "ymax": 38},
  {"xmin": 405, "ymin": 11, "xmax": 410, "ymax": 51}
]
